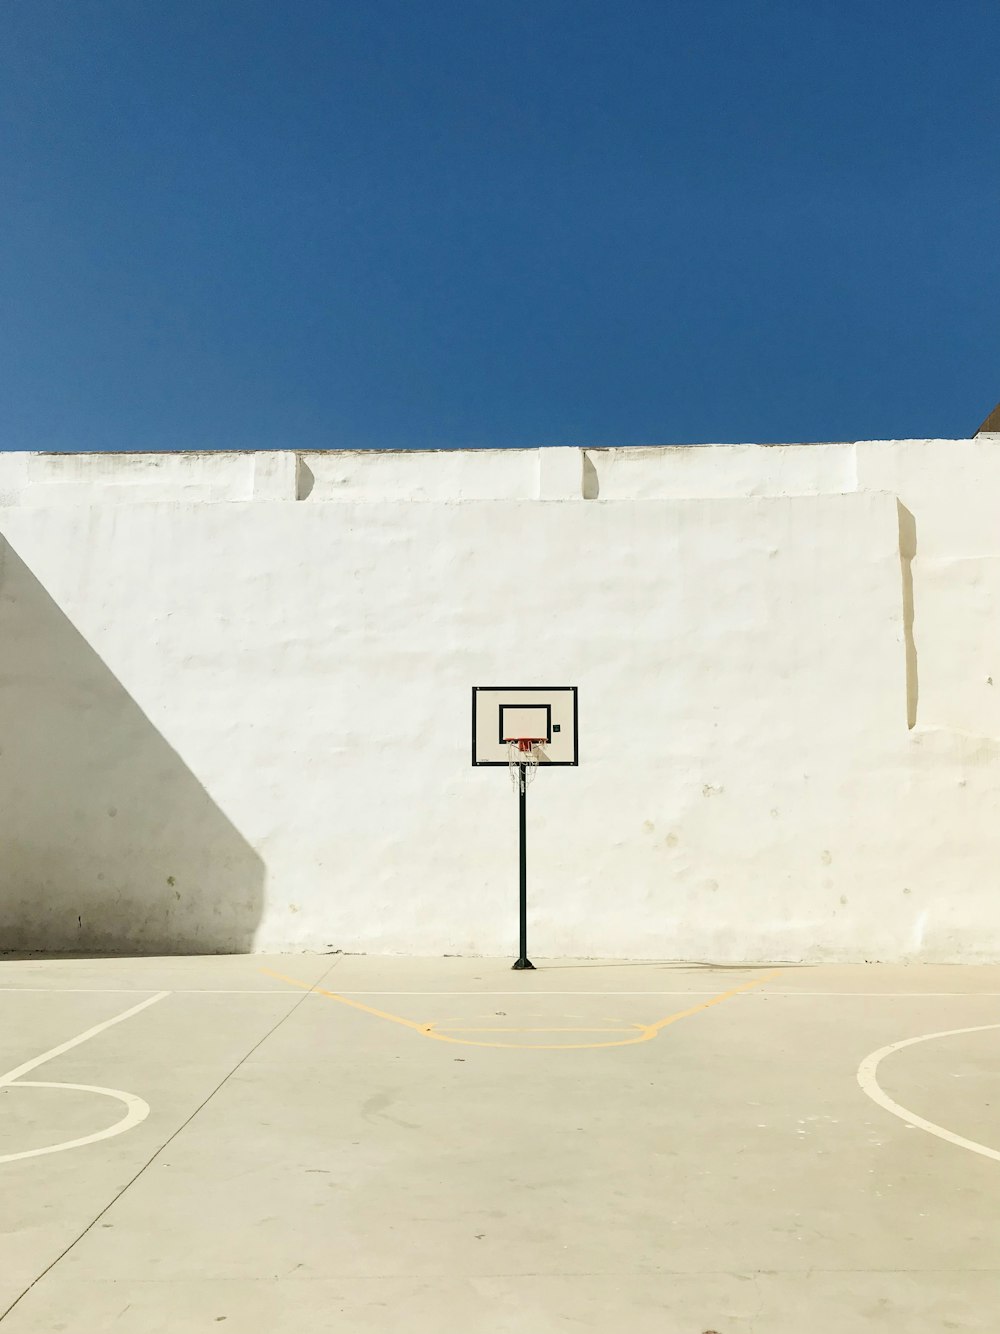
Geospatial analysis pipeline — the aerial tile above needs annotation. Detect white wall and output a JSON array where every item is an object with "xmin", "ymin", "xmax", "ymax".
[{"xmin": 1, "ymin": 439, "xmax": 999, "ymax": 961}]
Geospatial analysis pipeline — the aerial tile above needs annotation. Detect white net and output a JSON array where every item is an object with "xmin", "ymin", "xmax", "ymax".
[{"xmin": 507, "ymin": 740, "xmax": 541, "ymax": 791}]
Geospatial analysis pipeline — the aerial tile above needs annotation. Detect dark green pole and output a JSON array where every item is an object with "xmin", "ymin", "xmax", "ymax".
[{"xmin": 512, "ymin": 763, "xmax": 534, "ymax": 970}]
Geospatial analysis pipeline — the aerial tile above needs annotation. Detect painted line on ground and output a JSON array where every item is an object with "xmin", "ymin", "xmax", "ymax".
[
  {"xmin": 272, "ymin": 989, "xmax": 1000, "ymax": 999},
  {"xmin": 0, "ymin": 1082, "xmax": 152, "ymax": 1165},
  {"xmin": 857, "ymin": 1023, "xmax": 1000, "ymax": 1164},
  {"xmin": 0, "ymin": 991, "xmax": 169, "ymax": 1165},
  {"xmin": 0, "ymin": 987, "xmax": 315, "ymax": 995},
  {"xmin": 263, "ymin": 968, "xmax": 782, "ymax": 1049},
  {"xmin": 437, "ymin": 1026, "xmax": 644, "ymax": 1033},
  {"xmin": 4, "ymin": 986, "xmax": 1000, "ymax": 998},
  {"xmin": 0, "ymin": 992, "xmax": 170, "ymax": 1082},
  {"xmin": 341, "ymin": 987, "xmax": 1000, "ymax": 997}
]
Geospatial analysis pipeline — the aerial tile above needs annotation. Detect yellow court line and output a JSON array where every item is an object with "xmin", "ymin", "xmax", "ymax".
[
  {"xmin": 261, "ymin": 968, "xmax": 781, "ymax": 1051},
  {"xmin": 262, "ymin": 971, "xmax": 434, "ymax": 1031},
  {"xmin": 642, "ymin": 970, "xmax": 783, "ymax": 1034},
  {"xmin": 434, "ymin": 1026, "xmax": 643, "ymax": 1034}
]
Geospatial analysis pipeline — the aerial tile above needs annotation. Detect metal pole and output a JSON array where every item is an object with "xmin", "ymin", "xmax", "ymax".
[{"xmin": 512, "ymin": 762, "xmax": 534, "ymax": 970}]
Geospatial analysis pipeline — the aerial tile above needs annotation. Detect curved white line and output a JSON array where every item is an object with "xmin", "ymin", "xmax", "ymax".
[
  {"xmin": 857, "ymin": 1022, "xmax": 1000, "ymax": 1163},
  {"xmin": 0, "ymin": 991, "xmax": 168, "ymax": 1165},
  {"xmin": 0, "ymin": 1080, "xmax": 151, "ymax": 1164}
]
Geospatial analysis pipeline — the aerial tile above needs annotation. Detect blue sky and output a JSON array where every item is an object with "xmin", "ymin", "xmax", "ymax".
[{"xmin": 2, "ymin": 0, "xmax": 998, "ymax": 452}]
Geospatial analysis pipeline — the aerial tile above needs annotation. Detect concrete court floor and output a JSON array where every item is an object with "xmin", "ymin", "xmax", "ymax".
[{"xmin": 1, "ymin": 955, "xmax": 999, "ymax": 1333}]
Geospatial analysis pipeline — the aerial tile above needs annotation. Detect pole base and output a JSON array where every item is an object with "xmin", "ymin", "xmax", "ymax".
[{"xmin": 512, "ymin": 958, "xmax": 535, "ymax": 971}]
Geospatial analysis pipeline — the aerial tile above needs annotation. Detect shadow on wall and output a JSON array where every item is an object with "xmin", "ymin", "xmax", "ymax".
[
  {"xmin": 0, "ymin": 536, "xmax": 265, "ymax": 954},
  {"xmin": 582, "ymin": 452, "xmax": 600, "ymax": 500},
  {"xmin": 897, "ymin": 501, "xmax": 918, "ymax": 730}
]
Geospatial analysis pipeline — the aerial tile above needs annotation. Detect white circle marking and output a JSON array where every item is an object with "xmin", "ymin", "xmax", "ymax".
[{"xmin": 857, "ymin": 1022, "xmax": 1000, "ymax": 1163}]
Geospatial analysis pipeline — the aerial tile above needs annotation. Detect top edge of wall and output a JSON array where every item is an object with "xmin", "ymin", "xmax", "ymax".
[
  {"xmin": 0, "ymin": 438, "xmax": 991, "ymax": 508},
  {"xmin": 22, "ymin": 446, "xmax": 536, "ymax": 459},
  {"xmin": 586, "ymin": 437, "xmax": 979, "ymax": 453},
  {"xmin": 4, "ymin": 436, "xmax": 984, "ymax": 459}
]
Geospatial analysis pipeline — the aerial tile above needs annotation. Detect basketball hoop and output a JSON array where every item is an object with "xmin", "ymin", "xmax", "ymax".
[
  {"xmin": 473, "ymin": 687, "xmax": 579, "ymax": 971},
  {"xmin": 506, "ymin": 738, "xmax": 543, "ymax": 790}
]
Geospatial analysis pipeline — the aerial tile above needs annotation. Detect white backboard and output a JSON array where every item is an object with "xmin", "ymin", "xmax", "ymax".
[{"xmin": 472, "ymin": 686, "xmax": 578, "ymax": 766}]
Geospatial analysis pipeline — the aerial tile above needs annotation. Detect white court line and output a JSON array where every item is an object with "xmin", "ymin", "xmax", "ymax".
[
  {"xmin": 0, "ymin": 988, "xmax": 306, "ymax": 996},
  {"xmin": 0, "ymin": 992, "xmax": 169, "ymax": 1083},
  {"xmin": 857, "ymin": 1023, "xmax": 1000, "ymax": 1164},
  {"xmin": 307, "ymin": 990, "xmax": 1000, "ymax": 999},
  {"xmin": 0, "ymin": 991, "xmax": 169, "ymax": 1165},
  {"xmin": 3, "ymin": 987, "xmax": 1000, "ymax": 998},
  {"xmin": 0, "ymin": 1082, "xmax": 153, "ymax": 1165}
]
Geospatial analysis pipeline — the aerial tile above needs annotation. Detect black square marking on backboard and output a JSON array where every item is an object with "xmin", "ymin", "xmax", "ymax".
[{"xmin": 498, "ymin": 704, "xmax": 552, "ymax": 746}]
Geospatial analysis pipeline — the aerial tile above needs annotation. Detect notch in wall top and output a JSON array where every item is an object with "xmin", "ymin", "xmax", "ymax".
[{"xmin": 252, "ymin": 451, "xmax": 303, "ymax": 500}]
